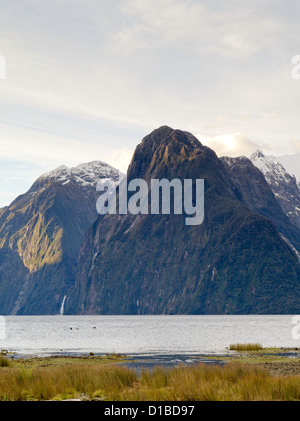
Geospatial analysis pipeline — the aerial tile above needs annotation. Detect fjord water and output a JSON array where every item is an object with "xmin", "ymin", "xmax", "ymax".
[{"xmin": 1, "ymin": 315, "xmax": 299, "ymax": 357}]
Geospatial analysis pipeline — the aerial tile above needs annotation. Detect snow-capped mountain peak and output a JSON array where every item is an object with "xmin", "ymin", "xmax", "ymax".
[
  {"xmin": 250, "ymin": 150, "xmax": 289, "ymax": 182},
  {"xmin": 251, "ymin": 149, "xmax": 265, "ymax": 160},
  {"xmin": 250, "ymin": 150, "xmax": 300, "ymax": 228},
  {"xmin": 33, "ymin": 161, "xmax": 123, "ymax": 192}
]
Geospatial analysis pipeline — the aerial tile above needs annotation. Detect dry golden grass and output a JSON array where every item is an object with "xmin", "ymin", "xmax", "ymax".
[
  {"xmin": 229, "ymin": 343, "xmax": 263, "ymax": 351},
  {"xmin": 0, "ymin": 364, "xmax": 137, "ymax": 401},
  {"xmin": 0, "ymin": 355, "xmax": 10, "ymax": 367},
  {"xmin": 1, "ymin": 360, "xmax": 300, "ymax": 401}
]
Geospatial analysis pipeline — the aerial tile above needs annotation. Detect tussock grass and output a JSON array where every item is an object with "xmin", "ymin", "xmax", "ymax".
[
  {"xmin": 0, "ymin": 355, "xmax": 10, "ymax": 367},
  {"xmin": 1, "ymin": 361, "xmax": 300, "ymax": 401},
  {"xmin": 229, "ymin": 343, "xmax": 263, "ymax": 351},
  {"xmin": 0, "ymin": 364, "xmax": 137, "ymax": 401}
]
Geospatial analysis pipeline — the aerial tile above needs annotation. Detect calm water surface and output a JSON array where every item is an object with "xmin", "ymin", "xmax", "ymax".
[{"xmin": 1, "ymin": 315, "xmax": 299, "ymax": 358}]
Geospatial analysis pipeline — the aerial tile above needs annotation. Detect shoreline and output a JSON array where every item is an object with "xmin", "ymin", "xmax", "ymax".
[
  {"xmin": 1, "ymin": 348, "xmax": 300, "ymax": 400},
  {"xmin": 3, "ymin": 347, "xmax": 300, "ymax": 375}
]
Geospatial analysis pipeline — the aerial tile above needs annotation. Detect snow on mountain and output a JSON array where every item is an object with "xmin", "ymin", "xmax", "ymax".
[
  {"xmin": 31, "ymin": 161, "xmax": 124, "ymax": 194},
  {"xmin": 250, "ymin": 150, "xmax": 291, "ymax": 183},
  {"xmin": 250, "ymin": 150, "xmax": 300, "ymax": 228},
  {"xmin": 0, "ymin": 160, "xmax": 125, "ymax": 315},
  {"xmin": 275, "ymin": 153, "xmax": 300, "ymax": 185},
  {"xmin": 38, "ymin": 161, "xmax": 122, "ymax": 186}
]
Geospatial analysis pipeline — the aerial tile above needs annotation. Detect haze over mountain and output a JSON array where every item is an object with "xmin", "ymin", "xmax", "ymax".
[
  {"xmin": 275, "ymin": 153, "xmax": 300, "ymax": 184},
  {"xmin": 71, "ymin": 126, "xmax": 300, "ymax": 315},
  {"xmin": 0, "ymin": 161, "xmax": 122, "ymax": 314}
]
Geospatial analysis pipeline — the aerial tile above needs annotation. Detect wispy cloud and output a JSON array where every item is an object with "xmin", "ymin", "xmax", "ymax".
[
  {"xmin": 0, "ymin": 0, "xmax": 299, "ymax": 206},
  {"xmin": 109, "ymin": 147, "xmax": 134, "ymax": 174},
  {"xmin": 201, "ymin": 133, "xmax": 261, "ymax": 157},
  {"xmin": 290, "ymin": 137, "xmax": 300, "ymax": 153}
]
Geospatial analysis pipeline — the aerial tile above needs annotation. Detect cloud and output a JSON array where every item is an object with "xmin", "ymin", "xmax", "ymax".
[
  {"xmin": 0, "ymin": 116, "xmax": 138, "ymax": 170},
  {"xmin": 290, "ymin": 137, "xmax": 300, "ymax": 153},
  {"xmin": 1, "ymin": 0, "xmax": 299, "ymax": 143},
  {"xmin": 0, "ymin": 0, "xmax": 300, "ymax": 205},
  {"xmin": 201, "ymin": 133, "xmax": 262, "ymax": 157},
  {"xmin": 108, "ymin": 147, "xmax": 134, "ymax": 173},
  {"xmin": 0, "ymin": 157, "xmax": 48, "ymax": 207},
  {"xmin": 118, "ymin": 0, "xmax": 290, "ymax": 58}
]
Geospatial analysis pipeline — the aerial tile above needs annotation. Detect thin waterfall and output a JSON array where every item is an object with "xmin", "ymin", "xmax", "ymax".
[{"xmin": 60, "ymin": 295, "xmax": 67, "ymax": 316}]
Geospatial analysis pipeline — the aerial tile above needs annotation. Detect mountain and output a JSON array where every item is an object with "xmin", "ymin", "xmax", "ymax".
[
  {"xmin": 0, "ymin": 161, "xmax": 122, "ymax": 315},
  {"xmin": 250, "ymin": 151, "xmax": 300, "ymax": 229},
  {"xmin": 72, "ymin": 126, "xmax": 300, "ymax": 315},
  {"xmin": 276, "ymin": 152, "xmax": 300, "ymax": 184},
  {"xmin": 221, "ymin": 155, "xmax": 300, "ymax": 261}
]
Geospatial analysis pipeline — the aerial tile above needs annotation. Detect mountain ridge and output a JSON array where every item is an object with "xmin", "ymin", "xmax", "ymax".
[
  {"xmin": 0, "ymin": 160, "xmax": 122, "ymax": 314},
  {"xmin": 1, "ymin": 128, "xmax": 299, "ymax": 315},
  {"xmin": 71, "ymin": 126, "xmax": 300, "ymax": 315},
  {"xmin": 250, "ymin": 150, "xmax": 300, "ymax": 229}
]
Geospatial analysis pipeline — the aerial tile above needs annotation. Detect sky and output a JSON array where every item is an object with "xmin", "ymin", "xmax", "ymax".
[{"xmin": 0, "ymin": 0, "xmax": 300, "ymax": 207}]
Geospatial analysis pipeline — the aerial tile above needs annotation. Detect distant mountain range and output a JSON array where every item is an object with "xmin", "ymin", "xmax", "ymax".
[{"xmin": 0, "ymin": 127, "xmax": 299, "ymax": 315}]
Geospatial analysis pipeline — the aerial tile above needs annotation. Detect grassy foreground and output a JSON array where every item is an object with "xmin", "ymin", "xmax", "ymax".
[{"xmin": 1, "ymin": 353, "xmax": 300, "ymax": 401}]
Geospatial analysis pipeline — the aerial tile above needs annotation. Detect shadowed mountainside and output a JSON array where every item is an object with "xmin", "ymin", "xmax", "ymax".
[
  {"xmin": 72, "ymin": 127, "xmax": 300, "ymax": 315},
  {"xmin": 0, "ymin": 161, "xmax": 121, "ymax": 314}
]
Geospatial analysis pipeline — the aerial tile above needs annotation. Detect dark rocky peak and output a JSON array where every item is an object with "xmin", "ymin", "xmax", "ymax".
[
  {"xmin": 136, "ymin": 126, "xmax": 203, "ymax": 153},
  {"xmin": 127, "ymin": 126, "xmax": 208, "ymax": 180},
  {"xmin": 139, "ymin": 125, "xmax": 174, "ymax": 148},
  {"xmin": 74, "ymin": 127, "xmax": 300, "ymax": 315},
  {"xmin": 221, "ymin": 155, "xmax": 251, "ymax": 168},
  {"xmin": 251, "ymin": 150, "xmax": 265, "ymax": 160}
]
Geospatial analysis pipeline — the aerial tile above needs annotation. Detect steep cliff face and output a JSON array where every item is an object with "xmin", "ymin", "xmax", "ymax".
[
  {"xmin": 221, "ymin": 155, "xmax": 300, "ymax": 258},
  {"xmin": 250, "ymin": 151, "xmax": 300, "ymax": 229},
  {"xmin": 0, "ymin": 161, "xmax": 121, "ymax": 314},
  {"xmin": 275, "ymin": 152, "xmax": 300, "ymax": 186},
  {"xmin": 74, "ymin": 127, "xmax": 300, "ymax": 315}
]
